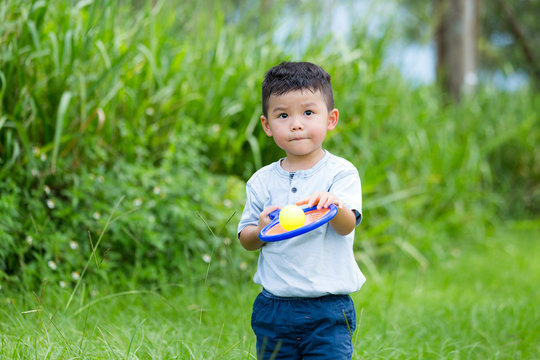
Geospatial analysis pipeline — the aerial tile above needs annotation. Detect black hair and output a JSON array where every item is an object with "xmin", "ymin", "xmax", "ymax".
[{"xmin": 261, "ymin": 61, "xmax": 334, "ymax": 118}]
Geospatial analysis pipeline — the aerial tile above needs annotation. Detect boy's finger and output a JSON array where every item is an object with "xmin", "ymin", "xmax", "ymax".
[
  {"xmin": 263, "ymin": 205, "xmax": 280, "ymax": 217},
  {"xmin": 313, "ymin": 195, "xmax": 324, "ymax": 208},
  {"xmin": 323, "ymin": 199, "xmax": 332, "ymax": 209},
  {"xmin": 304, "ymin": 194, "xmax": 316, "ymax": 207},
  {"xmin": 323, "ymin": 194, "xmax": 334, "ymax": 209}
]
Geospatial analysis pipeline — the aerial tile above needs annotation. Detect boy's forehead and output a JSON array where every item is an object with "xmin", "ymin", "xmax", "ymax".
[{"xmin": 267, "ymin": 88, "xmax": 324, "ymax": 106}]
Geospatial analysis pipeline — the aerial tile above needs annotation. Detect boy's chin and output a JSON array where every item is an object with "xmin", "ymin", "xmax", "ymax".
[{"xmin": 284, "ymin": 148, "xmax": 324, "ymax": 158}]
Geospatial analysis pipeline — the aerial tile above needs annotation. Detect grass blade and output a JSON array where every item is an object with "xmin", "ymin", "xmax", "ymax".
[
  {"xmin": 125, "ymin": 319, "xmax": 146, "ymax": 360},
  {"xmin": 65, "ymin": 195, "xmax": 124, "ymax": 311},
  {"xmin": 51, "ymin": 91, "xmax": 72, "ymax": 172}
]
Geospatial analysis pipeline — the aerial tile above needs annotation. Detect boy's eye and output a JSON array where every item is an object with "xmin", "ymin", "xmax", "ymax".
[
  {"xmin": 278, "ymin": 113, "xmax": 288, "ymax": 119},
  {"xmin": 304, "ymin": 110, "xmax": 313, "ymax": 116}
]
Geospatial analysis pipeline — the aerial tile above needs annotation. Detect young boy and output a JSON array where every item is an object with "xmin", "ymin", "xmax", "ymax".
[{"xmin": 237, "ymin": 61, "xmax": 365, "ymax": 359}]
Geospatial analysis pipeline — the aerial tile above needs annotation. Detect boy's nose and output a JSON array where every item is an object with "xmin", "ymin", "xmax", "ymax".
[{"xmin": 290, "ymin": 117, "xmax": 304, "ymax": 130}]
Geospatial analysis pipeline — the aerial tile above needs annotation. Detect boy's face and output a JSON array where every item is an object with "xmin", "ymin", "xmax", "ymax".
[{"xmin": 261, "ymin": 89, "xmax": 338, "ymax": 160}]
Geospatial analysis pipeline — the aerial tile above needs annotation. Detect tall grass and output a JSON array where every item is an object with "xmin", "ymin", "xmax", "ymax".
[{"xmin": 0, "ymin": 0, "xmax": 538, "ymax": 288}]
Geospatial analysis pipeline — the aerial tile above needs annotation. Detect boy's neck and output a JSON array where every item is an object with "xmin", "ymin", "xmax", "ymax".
[{"xmin": 281, "ymin": 148, "xmax": 325, "ymax": 172}]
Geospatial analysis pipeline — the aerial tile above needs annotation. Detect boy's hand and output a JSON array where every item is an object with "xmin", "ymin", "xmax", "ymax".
[
  {"xmin": 297, "ymin": 191, "xmax": 356, "ymax": 236},
  {"xmin": 296, "ymin": 191, "xmax": 343, "ymax": 210},
  {"xmin": 239, "ymin": 205, "xmax": 280, "ymax": 251},
  {"xmin": 258, "ymin": 205, "xmax": 280, "ymax": 231}
]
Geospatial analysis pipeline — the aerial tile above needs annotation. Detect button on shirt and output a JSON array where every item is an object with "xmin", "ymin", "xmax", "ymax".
[{"xmin": 238, "ymin": 151, "xmax": 366, "ymax": 297}]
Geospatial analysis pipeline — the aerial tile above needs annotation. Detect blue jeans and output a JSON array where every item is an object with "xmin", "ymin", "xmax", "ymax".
[{"xmin": 251, "ymin": 289, "xmax": 356, "ymax": 360}]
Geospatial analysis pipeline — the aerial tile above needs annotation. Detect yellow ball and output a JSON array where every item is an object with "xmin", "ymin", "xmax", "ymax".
[{"xmin": 279, "ymin": 205, "xmax": 306, "ymax": 231}]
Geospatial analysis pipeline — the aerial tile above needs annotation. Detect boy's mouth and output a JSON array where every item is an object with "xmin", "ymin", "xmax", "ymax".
[{"xmin": 290, "ymin": 134, "xmax": 309, "ymax": 141}]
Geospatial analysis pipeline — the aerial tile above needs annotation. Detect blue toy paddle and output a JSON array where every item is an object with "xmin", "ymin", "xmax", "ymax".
[{"xmin": 259, "ymin": 204, "xmax": 338, "ymax": 242}]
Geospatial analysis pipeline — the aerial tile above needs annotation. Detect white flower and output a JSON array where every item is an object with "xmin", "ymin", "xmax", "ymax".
[
  {"xmin": 71, "ymin": 271, "xmax": 80, "ymax": 280},
  {"xmin": 40, "ymin": 153, "xmax": 47, "ymax": 162},
  {"xmin": 239, "ymin": 262, "xmax": 247, "ymax": 270},
  {"xmin": 44, "ymin": 185, "xmax": 51, "ymax": 194},
  {"xmin": 145, "ymin": 107, "xmax": 155, "ymax": 116},
  {"xmin": 93, "ymin": 212, "xmax": 101, "ymax": 220},
  {"xmin": 33, "ymin": 147, "xmax": 41, "ymax": 156},
  {"xmin": 69, "ymin": 240, "xmax": 78, "ymax": 250},
  {"xmin": 212, "ymin": 124, "xmax": 220, "ymax": 133},
  {"xmin": 148, "ymin": 215, "xmax": 156, "ymax": 224},
  {"xmin": 26, "ymin": 236, "xmax": 33, "ymax": 246},
  {"xmin": 202, "ymin": 254, "xmax": 211, "ymax": 263},
  {"xmin": 223, "ymin": 199, "xmax": 232, "ymax": 208},
  {"xmin": 59, "ymin": 281, "xmax": 66, "ymax": 288},
  {"xmin": 223, "ymin": 237, "xmax": 232, "ymax": 246},
  {"xmin": 48, "ymin": 260, "xmax": 57, "ymax": 270},
  {"xmin": 97, "ymin": 175, "xmax": 104, "ymax": 183},
  {"xmin": 31, "ymin": 168, "xmax": 39, "ymax": 177},
  {"xmin": 153, "ymin": 186, "xmax": 161, "ymax": 195},
  {"xmin": 46, "ymin": 199, "xmax": 55, "ymax": 209},
  {"xmin": 133, "ymin": 198, "xmax": 143, "ymax": 206}
]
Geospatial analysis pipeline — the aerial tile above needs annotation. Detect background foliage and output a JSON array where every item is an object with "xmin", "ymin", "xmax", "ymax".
[{"xmin": 0, "ymin": 0, "xmax": 538, "ymax": 291}]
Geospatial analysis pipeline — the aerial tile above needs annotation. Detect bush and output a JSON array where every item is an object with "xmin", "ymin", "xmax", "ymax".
[{"xmin": 0, "ymin": 124, "xmax": 250, "ymax": 289}]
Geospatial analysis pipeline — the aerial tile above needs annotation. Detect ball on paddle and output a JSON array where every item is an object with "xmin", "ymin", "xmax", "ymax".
[{"xmin": 279, "ymin": 205, "xmax": 306, "ymax": 231}]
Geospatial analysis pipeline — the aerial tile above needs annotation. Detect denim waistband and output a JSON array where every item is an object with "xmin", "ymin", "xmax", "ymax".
[{"xmin": 261, "ymin": 288, "xmax": 348, "ymax": 301}]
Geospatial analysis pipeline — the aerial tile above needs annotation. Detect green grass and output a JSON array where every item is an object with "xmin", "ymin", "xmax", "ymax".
[
  {"xmin": 353, "ymin": 220, "xmax": 540, "ymax": 359},
  {"xmin": 1, "ymin": 221, "xmax": 538, "ymax": 359}
]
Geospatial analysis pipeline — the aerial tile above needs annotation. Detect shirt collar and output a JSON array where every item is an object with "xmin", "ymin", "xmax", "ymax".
[{"xmin": 272, "ymin": 150, "xmax": 332, "ymax": 179}]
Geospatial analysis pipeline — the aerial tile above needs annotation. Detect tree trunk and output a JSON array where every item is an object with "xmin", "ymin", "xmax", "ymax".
[
  {"xmin": 435, "ymin": 0, "xmax": 479, "ymax": 102},
  {"xmin": 495, "ymin": 0, "xmax": 540, "ymax": 87}
]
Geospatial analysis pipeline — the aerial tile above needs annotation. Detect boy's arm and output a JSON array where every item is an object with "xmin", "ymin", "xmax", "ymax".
[
  {"xmin": 239, "ymin": 225, "xmax": 265, "ymax": 250},
  {"xmin": 239, "ymin": 205, "xmax": 279, "ymax": 250},
  {"xmin": 328, "ymin": 206, "xmax": 357, "ymax": 235}
]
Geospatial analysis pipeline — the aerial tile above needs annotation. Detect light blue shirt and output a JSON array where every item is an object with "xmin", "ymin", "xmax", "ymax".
[{"xmin": 238, "ymin": 151, "xmax": 366, "ymax": 297}]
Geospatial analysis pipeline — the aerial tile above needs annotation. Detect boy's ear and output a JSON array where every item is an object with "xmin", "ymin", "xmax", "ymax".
[
  {"xmin": 261, "ymin": 115, "xmax": 273, "ymax": 136},
  {"xmin": 327, "ymin": 109, "xmax": 339, "ymax": 130}
]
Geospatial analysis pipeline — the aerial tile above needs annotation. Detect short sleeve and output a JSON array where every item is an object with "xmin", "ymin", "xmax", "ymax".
[
  {"xmin": 237, "ymin": 182, "xmax": 264, "ymax": 237},
  {"xmin": 329, "ymin": 168, "xmax": 362, "ymax": 226}
]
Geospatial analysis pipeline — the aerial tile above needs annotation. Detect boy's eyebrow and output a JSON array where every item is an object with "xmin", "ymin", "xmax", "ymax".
[{"xmin": 270, "ymin": 106, "xmax": 288, "ymax": 113}]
